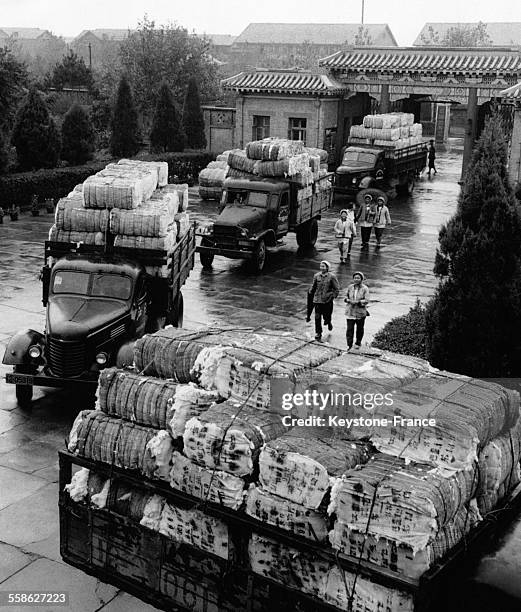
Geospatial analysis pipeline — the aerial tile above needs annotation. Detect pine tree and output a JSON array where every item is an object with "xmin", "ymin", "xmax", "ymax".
[
  {"xmin": 150, "ymin": 82, "xmax": 185, "ymax": 152},
  {"xmin": 11, "ymin": 88, "xmax": 61, "ymax": 170},
  {"xmin": 61, "ymin": 103, "xmax": 95, "ymax": 165},
  {"xmin": 0, "ymin": 130, "xmax": 9, "ymax": 174},
  {"xmin": 425, "ymin": 113, "xmax": 521, "ymax": 377},
  {"xmin": 110, "ymin": 76, "xmax": 140, "ymax": 157},
  {"xmin": 182, "ymin": 77, "xmax": 206, "ymax": 149}
]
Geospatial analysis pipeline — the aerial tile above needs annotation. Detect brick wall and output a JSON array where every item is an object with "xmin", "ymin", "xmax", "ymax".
[{"xmin": 508, "ymin": 108, "xmax": 521, "ymax": 186}]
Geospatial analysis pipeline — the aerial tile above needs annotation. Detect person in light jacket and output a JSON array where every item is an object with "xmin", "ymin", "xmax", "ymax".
[
  {"xmin": 334, "ymin": 208, "xmax": 356, "ymax": 262},
  {"xmin": 308, "ymin": 260, "xmax": 340, "ymax": 341},
  {"xmin": 344, "ymin": 271, "xmax": 370, "ymax": 350},
  {"xmin": 373, "ymin": 195, "xmax": 391, "ymax": 248},
  {"xmin": 356, "ymin": 193, "xmax": 377, "ymax": 249}
]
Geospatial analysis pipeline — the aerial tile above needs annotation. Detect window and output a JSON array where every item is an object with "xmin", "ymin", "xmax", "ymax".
[
  {"xmin": 252, "ymin": 115, "xmax": 270, "ymax": 140},
  {"xmin": 91, "ymin": 274, "xmax": 132, "ymax": 300},
  {"xmin": 288, "ymin": 118, "xmax": 307, "ymax": 143},
  {"xmin": 52, "ymin": 271, "xmax": 90, "ymax": 295}
]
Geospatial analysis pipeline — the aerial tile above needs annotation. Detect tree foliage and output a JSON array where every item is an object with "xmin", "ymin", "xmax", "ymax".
[
  {"xmin": 110, "ymin": 75, "xmax": 140, "ymax": 157},
  {"xmin": 0, "ymin": 46, "xmax": 28, "ymax": 131},
  {"xmin": 182, "ymin": 77, "xmax": 206, "ymax": 149},
  {"xmin": 425, "ymin": 113, "xmax": 521, "ymax": 377},
  {"xmin": 420, "ymin": 22, "xmax": 491, "ymax": 46},
  {"xmin": 0, "ymin": 130, "xmax": 9, "ymax": 174},
  {"xmin": 11, "ymin": 88, "xmax": 61, "ymax": 170},
  {"xmin": 46, "ymin": 50, "xmax": 94, "ymax": 90},
  {"xmin": 61, "ymin": 103, "xmax": 95, "ymax": 165},
  {"xmin": 150, "ymin": 82, "xmax": 185, "ymax": 152},
  {"xmin": 116, "ymin": 16, "xmax": 219, "ymax": 127},
  {"xmin": 8, "ymin": 32, "xmax": 67, "ymax": 82},
  {"xmin": 372, "ymin": 299, "xmax": 427, "ymax": 359}
]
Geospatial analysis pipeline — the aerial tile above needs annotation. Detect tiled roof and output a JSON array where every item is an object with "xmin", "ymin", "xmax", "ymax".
[
  {"xmin": 319, "ymin": 47, "xmax": 521, "ymax": 76},
  {"xmin": 74, "ymin": 29, "xmax": 132, "ymax": 42},
  {"xmin": 207, "ymin": 34, "xmax": 236, "ymax": 47},
  {"xmin": 0, "ymin": 27, "xmax": 49, "ymax": 39},
  {"xmin": 233, "ymin": 23, "xmax": 397, "ymax": 46},
  {"xmin": 222, "ymin": 71, "xmax": 349, "ymax": 95},
  {"xmin": 500, "ymin": 82, "xmax": 521, "ymax": 98},
  {"xmin": 415, "ymin": 23, "xmax": 521, "ymax": 46}
]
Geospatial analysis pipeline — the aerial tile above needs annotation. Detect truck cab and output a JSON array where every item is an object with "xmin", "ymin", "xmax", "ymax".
[{"xmin": 334, "ymin": 146, "xmax": 385, "ymax": 196}]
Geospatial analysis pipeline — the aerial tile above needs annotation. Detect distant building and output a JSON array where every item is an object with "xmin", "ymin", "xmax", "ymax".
[
  {"xmin": 71, "ymin": 29, "xmax": 133, "ymax": 68},
  {"xmin": 414, "ymin": 22, "xmax": 521, "ymax": 46},
  {"xmin": 228, "ymin": 23, "xmax": 397, "ymax": 72},
  {"xmin": 0, "ymin": 27, "xmax": 60, "ymax": 55}
]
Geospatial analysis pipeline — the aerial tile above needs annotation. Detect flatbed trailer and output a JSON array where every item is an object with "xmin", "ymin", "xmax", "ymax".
[{"xmin": 59, "ymin": 450, "xmax": 521, "ymax": 612}]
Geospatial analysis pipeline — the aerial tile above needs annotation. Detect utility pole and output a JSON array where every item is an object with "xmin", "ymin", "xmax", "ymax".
[
  {"xmin": 88, "ymin": 42, "xmax": 92, "ymax": 70},
  {"xmin": 361, "ymin": 0, "xmax": 365, "ymax": 24}
]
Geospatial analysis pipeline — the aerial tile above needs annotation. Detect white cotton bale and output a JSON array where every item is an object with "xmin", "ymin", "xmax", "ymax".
[
  {"xmin": 64, "ymin": 467, "xmax": 90, "ymax": 502},
  {"xmin": 110, "ymin": 192, "xmax": 177, "ymax": 238},
  {"xmin": 246, "ymin": 486, "xmax": 329, "ymax": 541},
  {"xmin": 145, "ymin": 430, "xmax": 174, "ymax": 481},
  {"xmin": 48, "ymin": 225, "xmax": 106, "ymax": 245},
  {"xmin": 114, "ymin": 228, "xmax": 177, "ymax": 253},
  {"xmin": 174, "ymin": 212, "xmax": 190, "ymax": 239},
  {"xmin": 170, "ymin": 451, "xmax": 245, "ymax": 509},
  {"xmin": 159, "ymin": 503, "xmax": 232, "ymax": 559},
  {"xmin": 163, "ymin": 184, "xmax": 189, "ymax": 211},
  {"xmin": 167, "ymin": 382, "xmax": 220, "ymax": 438},
  {"xmin": 117, "ymin": 160, "xmax": 169, "ymax": 187},
  {"xmin": 140, "ymin": 494, "xmax": 165, "ymax": 530}
]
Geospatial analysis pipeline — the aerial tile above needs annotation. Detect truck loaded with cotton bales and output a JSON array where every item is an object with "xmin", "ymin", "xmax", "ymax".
[
  {"xmin": 334, "ymin": 112, "xmax": 428, "ymax": 198},
  {"xmin": 196, "ymin": 138, "xmax": 333, "ymax": 272},
  {"xmin": 2, "ymin": 160, "xmax": 196, "ymax": 408},
  {"xmin": 59, "ymin": 325, "xmax": 521, "ymax": 612}
]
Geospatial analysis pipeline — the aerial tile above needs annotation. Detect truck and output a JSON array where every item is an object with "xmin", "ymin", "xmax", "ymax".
[
  {"xmin": 2, "ymin": 228, "xmax": 196, "ymax": 408},
  {"xmin": 197, "ymin": 173, "xmax": 332, "ymax": 272},
  {"xmin": 334, "ymin": 141, "xmax": 428, "ymax": 198}
]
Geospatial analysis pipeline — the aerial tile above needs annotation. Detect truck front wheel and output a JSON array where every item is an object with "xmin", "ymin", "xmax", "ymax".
[
  {"xmin": 14, "ymin": 365, "xmax": 34, "ymax": 409},
  {"xmin": 167, "ymin": 292, "xmax": 184, "ymax": 328},
  {"xmin": 296, "ymin": 219, "xmax": 318, "ymax": 248},
  {"xmin": 250, "ymin": 239, "xmax": 266, "ymax": 273}
]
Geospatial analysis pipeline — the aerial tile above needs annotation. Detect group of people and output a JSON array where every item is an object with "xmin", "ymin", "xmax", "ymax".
[
  {"xmin": 307, "ymin": 261, "xmax": 369, "ymax": 349},
  {"xmin": 334, "ymin": 192, "xmax": 391, "ymax": 261}
]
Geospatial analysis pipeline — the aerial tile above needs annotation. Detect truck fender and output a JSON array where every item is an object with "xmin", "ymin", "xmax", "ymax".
[
  {"xmin": 359, "ymin": 176, "xmax": 376, "ymax": 189},
  {"xmin": 115, "ymin": 340, "xmax": 135, "ymax": 369},
  {"xmin": 258, "ymin": 230, "xmax": 277, "ymax": 247},
  {"xmin": 2, "ymin": 329, "xmax": 45, "ymax": 366}
]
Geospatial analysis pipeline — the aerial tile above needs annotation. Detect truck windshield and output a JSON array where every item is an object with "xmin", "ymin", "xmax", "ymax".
[
  {"xmin": 52, "ymin": 271, "xmax": 132, "ymax": 300},
  {"xmin": 343, "ymin": 151, "xmax": 376, "ymax": 165},
  {"xmin": 245, "ymin": 192, "xmax": 268, "ymax": 208}
]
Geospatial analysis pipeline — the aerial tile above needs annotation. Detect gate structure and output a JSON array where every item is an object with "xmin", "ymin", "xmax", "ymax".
[{"xmin": 320, "ymin": 46, "xmax": 521, "ymax": 177}]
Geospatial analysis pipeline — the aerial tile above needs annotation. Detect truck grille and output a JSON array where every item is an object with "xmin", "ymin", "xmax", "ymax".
[
  {"xmin": 213, "ymin": 225, "xmax": 238, "ymax": 248},
  {"xmin": 48, "ymin": 339, "xmax": 87, "ymax": 378}
]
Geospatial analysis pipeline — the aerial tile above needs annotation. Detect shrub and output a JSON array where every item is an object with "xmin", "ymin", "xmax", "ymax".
[
  {"xmin": 110, "ymin": 76, "xmax": 140, "ymax": 157},
  {"xmin": 371, "ymin": 299, "xmax": 428, "ymax": 359},
  {"xmin": 61, "ymin": 104, "xmax": 95, "ymax": 165},
  {"xmin": 11, "ymin": 88, "xmax": 61, "ymax": 170},
  {"xmin": 0, "ymin": 151, "xmax": 216, "ymax": 208},
  {"xmin": 0, "ymin": 130, "xmax": 8, "ymax": 174}
]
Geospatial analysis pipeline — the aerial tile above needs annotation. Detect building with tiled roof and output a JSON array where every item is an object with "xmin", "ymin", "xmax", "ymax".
[
  {"xmin": 0, "ymin": 27, "xmax": 50, "ymax": 39},
  {"xmin": 227, "ymin": 22, "xmax": 397, "ymax": 73},
  {"xmin": 414, "ymin": 22, "xmax": 521, "ymax": 47},
  {"xmin": 0, "ymin": 27, "xmax": 65, "ymax": 59},
  {"xmin": 222, "ymin": 70, "xmax": 349, "ymax": 96},
  {"xmin": 70, "ymin": 29, "xmax": 133, "ymax": 69}
]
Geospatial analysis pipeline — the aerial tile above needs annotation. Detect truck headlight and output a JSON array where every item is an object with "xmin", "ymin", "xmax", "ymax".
[
  {"xmin": 239, "ymin": 227, "xmax": 249, "ymax": 238},
  {"xmin": 352, "ymin": 177, "xmax": 357, "ymax": 184},
  {"xmin": 199, "ymin": 224, "xmax": 214, "ymax": 236},
  {"xmin": 28, "ymin": 345, "xmax": 41, "ymax": 359},
  {"xmin": 95, "ymin": 352, "xmax": 108, "ymax": 365}
]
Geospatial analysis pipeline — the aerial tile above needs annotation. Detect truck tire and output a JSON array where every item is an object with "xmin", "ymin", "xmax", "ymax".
[
  {"xmin": 296, "ymin": 219, "xmax": 318, "ymax": 248},
  {"xmin": 14, "ymin": 365, "xmax": 34, "ymax": 409},
  {"xmin": 250, "ymin": 239, "xmax": 266, "ymax": 273}
]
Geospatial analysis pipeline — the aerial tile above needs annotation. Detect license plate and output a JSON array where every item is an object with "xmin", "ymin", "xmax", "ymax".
[{"xmin": 6, "ymin": 373, "xmax": 34, "ymax": 386}]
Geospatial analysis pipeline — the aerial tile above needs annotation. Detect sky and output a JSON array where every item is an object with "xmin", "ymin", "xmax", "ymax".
[{"xmin": 2, "ymin": 0, "xmax": 521, "ymax": 44}]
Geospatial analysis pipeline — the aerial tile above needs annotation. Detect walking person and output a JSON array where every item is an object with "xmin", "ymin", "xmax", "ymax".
[
  {"xmin": 373, "ymin": 195, "xmax": 391, "ymax": 248},
  {"xmin": 428, "ymin": 140, "xmax": 437, "ymax": 176},
  {"xmin": 334, "ymin": 208, "xmax": 356, "ymax": 262},
  {"xmin": 307, "ymin": 261, "xmax": 340, "ymax": 342},
  {"xmin": 356, "ymin": 193, "xmax": 377, "ymax": 249},
  {"xmin": 344, "ymin": 272, "xmax": 370, "ymax": 350}
]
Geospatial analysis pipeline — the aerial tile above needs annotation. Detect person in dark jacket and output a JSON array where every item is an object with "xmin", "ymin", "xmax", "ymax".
[
  {"xmin": 307, "ymin": 260, "xmax": 340, "ymax": 341},
  {"xmin": 344, "ymin": 271, "xmax": 370, "ymax": 350},
  {"xmin": 428, "ymin": 140, "xmax": 437, "ymax": 176}
]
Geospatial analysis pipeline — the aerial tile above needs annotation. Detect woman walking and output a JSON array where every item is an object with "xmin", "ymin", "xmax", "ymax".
[
  {"xmin": 373, "ymin": 195, "xmax": 391, "ymax": 248},
  {"xmin": 356, "ymin": 193, "xmax": 377, "ymax": 249},
  {"xmin": 308, "ymin": 261, "xmax": 339, "ymax": 342},
  {"xmin": 334, "ymin": 207, "xmax": 356, "ymax": 262},
  {"xmin": 344, "ymin": 271, "xmax": 370, "ymax": 350},
  {"xmin": 428, "ymin": 140, "xmax": 437, "ymax": 176}
]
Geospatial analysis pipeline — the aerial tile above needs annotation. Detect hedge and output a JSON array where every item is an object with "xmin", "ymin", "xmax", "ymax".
[
  {"xmin": 0, "ymin": 151, "xmax": 217, "ymax": 209},
  {"xmin": 371, "ymin": 298, "xmax": 428, "ymax": 360}
]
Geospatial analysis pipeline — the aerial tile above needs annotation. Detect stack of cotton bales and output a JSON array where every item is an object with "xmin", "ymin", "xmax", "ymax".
[
  {"xmin": 349, "ymin": 112, "xmax": 424, "ymax": 149},
  {"xmin": 198, "ymin": 158, "xmax": 230, "ymax": 201},
  {"xmin": 65, "ymin": 325, "xmax": 521, "ymax": 611},
  {"xmin": 47, "ymin": 160, "xmax": 191, "ymax": 276}
]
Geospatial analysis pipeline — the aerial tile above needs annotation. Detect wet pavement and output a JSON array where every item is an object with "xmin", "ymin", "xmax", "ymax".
[{"xmin": 0, "ymin": 139, "xmax": 520, "ymax": 611}]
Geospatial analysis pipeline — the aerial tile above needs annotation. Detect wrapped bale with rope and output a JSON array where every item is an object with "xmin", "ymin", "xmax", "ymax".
[
  {"xmin": 117, "ymin": 159, "xmax": 169, "ymax": 187},
  {"xmin": 96, "ymin": 367, "xmax": 178, "ymax": 430},
  {"xmin": 67, "ymin": 410, "xmax": 174, "ymax": 480},
  {"xmin": 246, "ymin": 138, "xmax": 306, "ymax": 161},
  {"xmin": 183, "ymin": 400, "xmax": 287, "ymax": 476},
  {"xmin": 170, "ymin": 451, "xmax": 246, "ymax": 510},
  {"xmin": 83, "ymin": 166, "xmax": 158, "ymax": 210},
  {"xmin": 55, "ymin": 199, "xmax": 109, "ymax": 233},
  {"xmin": 328, "ymin": 454, "xmax": 478, "ymax": 553},
  {"xmin": 227, "ymin": 151, "xmax": 257, "ymax": 174},
  {"xmin": 48, "ymin": 225, "xmax": 105, "ymax": 245},
  {"xmin": 198, "ymin": 167, "xmax": 228, "ymax": 201},
  {"xmin": 166, "ymin": 383, "xmax": 220, "ymax": 438},
  {"xmin": 64, "ymin": 467, "xmax": 110, "ymax": 508},
  {"xmin": 162, "ymin": 184, "xmax": 189, "ymax": 212},
  {"xmin": 109, "ymin": 190, "xmax": 178, "ymax": 237}
]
